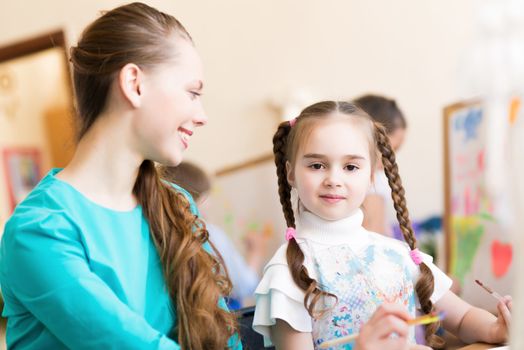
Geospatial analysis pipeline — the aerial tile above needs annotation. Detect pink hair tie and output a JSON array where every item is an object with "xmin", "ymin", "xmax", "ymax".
[
  {"xmin": 410, "ymin": 248, "xmax": 423, "ymax": 265},
  {"xmin": 289, "ymin": 118, "xmax": 297, "ymax": 127},
  {"xmin": 285, "ymin": 227, "xmax": 296, "ymax": 241}
]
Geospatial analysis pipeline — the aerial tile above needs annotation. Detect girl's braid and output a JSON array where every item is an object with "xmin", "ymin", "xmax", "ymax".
[
  {"xmin": 272, "ymin": 120, "xmax": 337, "ymax": 317},
  {"xmin": 374, "ymin": 123, "xmax": 444, "ymax": 348},
  {"xmin": 273, "ymin": 122, "xmax": 295, "ymax": 228}
]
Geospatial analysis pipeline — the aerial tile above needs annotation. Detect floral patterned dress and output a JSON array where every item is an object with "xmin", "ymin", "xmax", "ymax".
[
  {"xmin": 253, "ymin": 209, "xmax": 451, "ymax": 349},
  {"xmin": 310, "ymin": 240, "xmax": 417, "ymax": 349}
]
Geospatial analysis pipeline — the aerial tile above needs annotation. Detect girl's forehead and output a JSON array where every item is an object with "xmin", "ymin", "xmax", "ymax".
[{"xmin": 299, "ymin": 118, "xmax": 371, "ymax": 157}]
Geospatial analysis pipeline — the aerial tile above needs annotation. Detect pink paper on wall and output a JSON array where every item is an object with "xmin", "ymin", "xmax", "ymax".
[{"xmin": 491, "ymin": 240, "xmax": 512, "ymax": 278}]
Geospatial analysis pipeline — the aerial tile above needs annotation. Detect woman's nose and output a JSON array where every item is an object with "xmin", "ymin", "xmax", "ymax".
[{"xmin": 193, "ymin": 104, "xmax": 208, "ymax": 127}]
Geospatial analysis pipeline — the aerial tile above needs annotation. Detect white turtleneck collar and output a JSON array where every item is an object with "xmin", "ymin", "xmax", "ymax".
[{"xmin": 295, "ymin": 208, "xmax": 369, "ymax": 247}]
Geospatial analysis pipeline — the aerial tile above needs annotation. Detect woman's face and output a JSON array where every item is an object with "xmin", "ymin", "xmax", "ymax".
[{"xmin": 133, "ymin": 38, "xmax": 207, "ymax": 166}]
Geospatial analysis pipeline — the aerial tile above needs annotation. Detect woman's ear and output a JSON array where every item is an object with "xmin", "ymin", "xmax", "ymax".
[
  {"xmin": 286, "ymin": 161, "xmax": 295, "ymax": 188},
  {"xmin": 118, "ymin": 63, "xmax": 143, "ymax": 108}
]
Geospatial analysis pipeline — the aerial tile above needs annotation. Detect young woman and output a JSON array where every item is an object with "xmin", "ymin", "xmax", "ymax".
[{"xmin": 0, "ymin": 3, "xmax": 239, "ymax": 349}]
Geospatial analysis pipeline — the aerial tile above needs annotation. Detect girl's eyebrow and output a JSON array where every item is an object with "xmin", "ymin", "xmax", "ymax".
[{"xmin": 302, "ymin": 153, "xmax": 366, "ymax": 160}]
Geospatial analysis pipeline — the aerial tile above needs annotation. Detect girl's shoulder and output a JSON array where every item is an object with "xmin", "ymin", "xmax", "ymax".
[
  {"xmin": 262, "ymin": 239, "xmax": 315, "ymax": 271},
  {"xmin": 263, "ymin": 242, "xmax": 289, "ymax": 271},
  {"xmin": 256, "ymin": 242, "xmax": 305, "ymax": 303},
  {"xmin": 365, "ymin": 228, "xmax": 410, "ymax": 251}
]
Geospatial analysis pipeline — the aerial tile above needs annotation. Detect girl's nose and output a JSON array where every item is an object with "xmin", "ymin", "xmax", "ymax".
[{"xmin": 323, "ymin": 170, "xmax": 343, "ymax": 187}]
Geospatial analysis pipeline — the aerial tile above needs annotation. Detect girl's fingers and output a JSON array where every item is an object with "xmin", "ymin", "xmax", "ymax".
[
  {"xmin": 408, "ymin": 345, "xmax": 432, "ymax": 350},
  {"xmin": 497, "ymin": 299, "xmax": 512, "ymax": 326},
  {"xmin": 384, "ymin": 337, "xmax": 409, "ymax": 350},
  {"xmin": 372, "ymin": 303, "xmax": 411, "ymax": 322},
  {"xmin": 503, "ymin": 295, "xmax": 513, "ymax": 311},
  {"xmin": 373, "ymin": 314, "xmax": 409, "ymax": 339}
]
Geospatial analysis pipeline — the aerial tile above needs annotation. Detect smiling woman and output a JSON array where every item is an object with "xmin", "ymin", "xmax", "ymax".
[{"xmin": 0, "ymin": 3, "xmax": 240, "ymax": 350}]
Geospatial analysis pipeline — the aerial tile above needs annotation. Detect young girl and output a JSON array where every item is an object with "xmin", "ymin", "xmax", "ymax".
[
  {"xmin": 252, "ymin": 101, "xmax": 512, "ymax": 349},
  {"xmin": 0, "ymin": 3, "xmax": 239, "ymax": 350}
]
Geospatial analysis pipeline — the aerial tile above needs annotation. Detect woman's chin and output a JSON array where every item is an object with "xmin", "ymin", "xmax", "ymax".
[{"xmin": 154, "ymin": 154, "xmax": 183, "ymax": 167}]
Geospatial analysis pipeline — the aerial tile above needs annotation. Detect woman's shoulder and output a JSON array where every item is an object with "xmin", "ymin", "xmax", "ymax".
[
  {"xmin": 2, "ymin": 171, "xmax": 85, "ymax": 243},
  {"xmin": 7, "ymin": 178, "xmax": 69, "ymax": 222},
  {"xmin": 3, "ymin": 199, "xmax": 77, "ymax": 242},
  {"xmin": 164, "ymin": 181, "xmax": 200, "ymax": 216},
  {"xmin": 1, "ymin": 189, "xmax": 80, "ymax": 276}
]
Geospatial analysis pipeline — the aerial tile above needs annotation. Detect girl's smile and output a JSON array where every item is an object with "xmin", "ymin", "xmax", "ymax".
[{"xmin": 319, "ymin": 194, "xmax": 346, "ymax": 204}]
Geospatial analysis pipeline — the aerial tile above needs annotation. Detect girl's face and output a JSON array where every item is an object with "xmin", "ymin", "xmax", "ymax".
[
  {"xmin": 287, "ymin": 117, "xmax": 372, "ymax": 221},
  {"xmin": 133, "ymin": 38, "xmax": 207, "ymax": 166}
]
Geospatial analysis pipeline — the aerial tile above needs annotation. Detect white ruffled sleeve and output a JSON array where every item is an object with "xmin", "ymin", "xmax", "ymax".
[
  {"xmin": 416, "ymin": 251, "xmax": 453, "ymax": 304},
  {"xmin": 252, "ymin": 245, "xmax": 312, "ymax": 347}
]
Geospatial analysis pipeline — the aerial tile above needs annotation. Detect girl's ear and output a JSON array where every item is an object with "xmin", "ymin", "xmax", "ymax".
[
  {"xmin": 286, "ymin": 161, "xmax": 295, "ymax": 187},
  {"xmin": 118, "ymin": 63, "xmax": 143, "ymax": 108},
  {"xmin": 367, "ymin": 163, "xmax": 375, "ymax": 192}
]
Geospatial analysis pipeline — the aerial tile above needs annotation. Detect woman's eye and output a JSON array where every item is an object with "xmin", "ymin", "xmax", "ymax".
[
  {"xmin": 189, "ymin": 91, "xmax": 201, "ymax": 99},
  {"xmin": 345, "ymin": 164, "xmax": 358, "ymax": 171}
]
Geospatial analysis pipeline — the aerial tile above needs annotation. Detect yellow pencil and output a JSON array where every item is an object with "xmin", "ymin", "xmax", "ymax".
[{"xmin": 318, "ymin": 311, "xmax": 445, "ymax": 349}]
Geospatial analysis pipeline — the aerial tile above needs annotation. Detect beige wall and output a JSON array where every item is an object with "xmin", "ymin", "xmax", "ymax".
[
  {"xmin": 0, "ymin": 0, "xmax": 476, "ymax": 220},
  {"xmin": 0, "ymin": 48, "xmax": 72, "ymax": 228}
]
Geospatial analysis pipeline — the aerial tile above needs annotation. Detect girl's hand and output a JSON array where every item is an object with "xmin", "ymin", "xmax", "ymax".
[
  {"xmin": 408, "ymin": 345, "xmax": 432, "ymax": 350},
  {"xmin": 354, "ymin": 303, "xmax": 410, "ymax": 350},
  {"xmin": 490, "ymin": 295, "xmax": 512, "ymax": 343}
]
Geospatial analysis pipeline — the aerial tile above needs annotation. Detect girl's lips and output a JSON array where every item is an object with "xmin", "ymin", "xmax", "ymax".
[{"xmin": 320, "ymin": 194, "xmax": 345, "ymax": 203}]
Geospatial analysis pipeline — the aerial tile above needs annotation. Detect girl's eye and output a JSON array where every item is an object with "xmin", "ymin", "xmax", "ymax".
[
  {"xmin": 345, "ymin": 164, "xmax": 359, "ymax": 171},
  {"xmin": 309, "ymin": 163, "xmax": 324, "ymax": 170}
]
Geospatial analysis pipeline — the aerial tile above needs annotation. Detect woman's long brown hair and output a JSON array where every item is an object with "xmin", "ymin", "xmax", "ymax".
[
  {"xmin": 273, "ymin": 101, "xmax": 443, "ymax": 347},
  {"xmin": 70, "ymin": 3, "xmax": 236, "ymax": 349}
]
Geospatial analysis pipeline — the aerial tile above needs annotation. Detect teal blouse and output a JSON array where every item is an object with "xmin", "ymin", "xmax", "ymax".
[{"xmin": 0, "ymin": 169, "xmax": 241, "ymax": 350}]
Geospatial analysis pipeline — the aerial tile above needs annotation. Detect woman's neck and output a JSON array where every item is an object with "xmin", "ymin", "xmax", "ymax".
[{"xmin": 57, "ymin": 112, "xmax": 142, "ymax": 211}]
